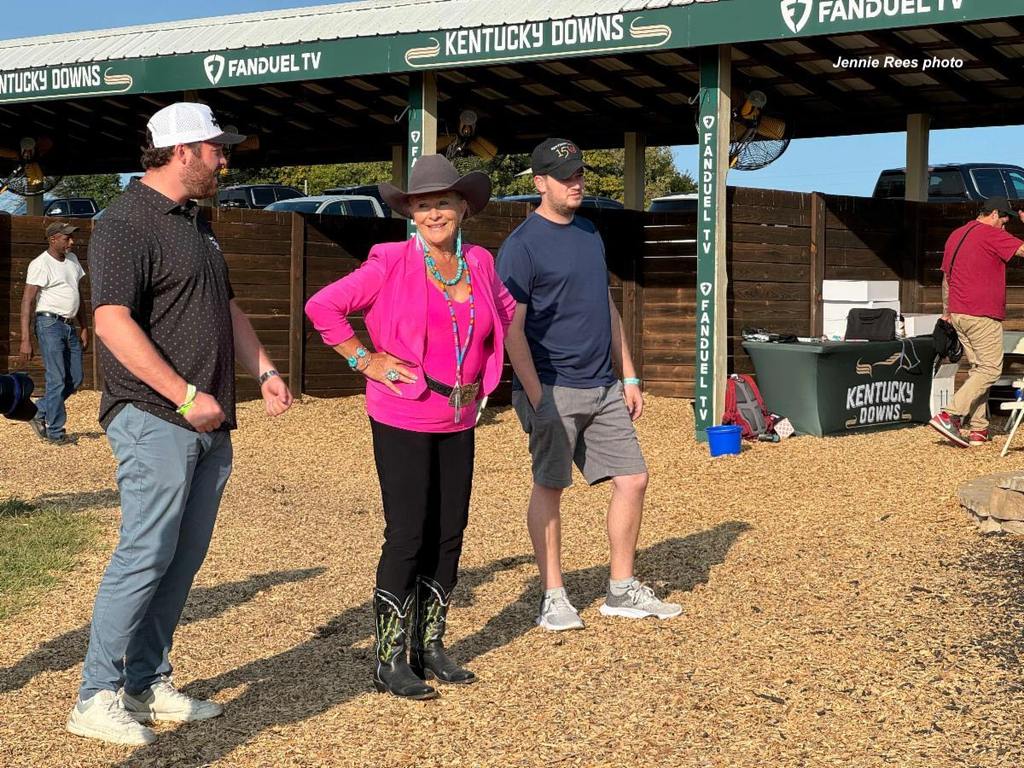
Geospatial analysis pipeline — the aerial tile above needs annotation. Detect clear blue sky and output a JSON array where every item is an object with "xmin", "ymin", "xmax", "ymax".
[{"xmin": 2, "ymin": 0, "xmax": 1021, "ymax": 199}]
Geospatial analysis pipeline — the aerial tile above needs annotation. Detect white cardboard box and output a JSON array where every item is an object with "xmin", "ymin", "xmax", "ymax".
[
  {"xmin": 823, "ymin": 318, "xmax": 848, "ymax": 339},
  {"xmin": 822, "ymin": 280, "xmax": 900, "ymax": 302},
  {"xmin": 822, "ymin": 299, "xmax": 901, "ymax": 321},
  {"xmin": 903, "ymin": 313, "xmax": 941, "ymax": 337},
  {"xmin": 931, "ymin": 362, "xmax": 959, "ymax": 417}
]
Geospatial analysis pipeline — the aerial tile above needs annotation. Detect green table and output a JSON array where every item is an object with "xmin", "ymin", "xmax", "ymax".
[{"xmin": 743, "ymin": 338, "xmax": 936, "ymax": 437}]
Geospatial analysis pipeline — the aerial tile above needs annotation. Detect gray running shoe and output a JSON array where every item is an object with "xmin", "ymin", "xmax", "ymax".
[
  {"xmin": 536, "ymin": 588, "xmax": 585, "ymax": 631},
  {"xmin": 29, "ymin": 415, "xmax": 46, "ymax": 440},
  {"xmin": 600, "ymin": 579, "xmax": 682, "ymax": 620}
]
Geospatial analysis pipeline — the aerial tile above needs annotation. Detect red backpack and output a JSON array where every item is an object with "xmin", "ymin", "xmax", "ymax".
[{"xmin": 722, "ymin": 374, "xmax": 775, "ymax": 440}]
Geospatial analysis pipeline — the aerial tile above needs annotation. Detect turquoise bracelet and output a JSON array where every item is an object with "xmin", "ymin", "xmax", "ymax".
[
  {"xmin": 623, "ymin": 377, "xmax": 641, "ymax": 386},
  {"xmin": 346, "ymin": 345, "xmax": 368, "ymax": 370}
]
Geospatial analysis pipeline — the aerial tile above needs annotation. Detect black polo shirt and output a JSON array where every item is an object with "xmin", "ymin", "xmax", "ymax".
[{"xmin": 90, "ymin": 179, "xmax": 236, "ymax": 431}]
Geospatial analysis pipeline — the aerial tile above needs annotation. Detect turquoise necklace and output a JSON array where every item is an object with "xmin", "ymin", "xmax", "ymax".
[
  {"xmin": 417, "ymin": 230, "xmax": 476, "ymax": 423},
  {"xmin": 418, "ymin": 230, "xmax": 465, "ymax": 285}
]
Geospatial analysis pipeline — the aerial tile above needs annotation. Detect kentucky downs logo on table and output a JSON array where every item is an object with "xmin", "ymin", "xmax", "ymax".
[{"xmin": 844, "ymin": 352, "xmax": 915, "ymax": 429}]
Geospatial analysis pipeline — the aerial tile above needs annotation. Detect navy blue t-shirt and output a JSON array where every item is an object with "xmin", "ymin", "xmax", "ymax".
[{"xmin": 497, "ymin": 213, "xmax": 614, "ymax": 389}]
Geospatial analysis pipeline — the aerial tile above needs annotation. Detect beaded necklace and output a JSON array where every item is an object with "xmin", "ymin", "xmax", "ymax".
[{"xmin": 417, "ymin": 231, "xmax": 476, "ymax": 423}]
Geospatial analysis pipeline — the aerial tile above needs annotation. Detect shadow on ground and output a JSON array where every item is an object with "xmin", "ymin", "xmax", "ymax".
[
  {"xmin": 105, "ymin": 521, "xmax": 749, "ymax": 767},
  {"xmin": 30, "ymin": 489, "xmax": 121, "ymax": 513},
  {"xmin": 0, "ymin": 568, "xmax": 325, "ymax": 695},
  {"xmin": 959, "ymin": 539, "xmax": 1024, "ymax": 674}
]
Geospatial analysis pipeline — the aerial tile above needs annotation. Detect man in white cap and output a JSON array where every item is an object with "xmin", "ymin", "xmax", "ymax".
[
  {"xmin": 19, "ymin": 220, "xmax": 89, "ymax": 443},
  {"xmin": 67, "ymin": 102, "xmax": 293, "ymax": 745}
]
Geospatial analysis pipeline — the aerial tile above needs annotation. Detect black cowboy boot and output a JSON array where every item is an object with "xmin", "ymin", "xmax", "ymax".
[
  {"xmin": 410, "ymin": 576, "xmax": 476, "ymax": 685},
  {"xmin": 372, "ymin": 588, "xmax": 438, "ymax": 700}
]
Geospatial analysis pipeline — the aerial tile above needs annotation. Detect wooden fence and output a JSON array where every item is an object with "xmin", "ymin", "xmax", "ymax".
[{"xmin": 2, "ymin": 190, "xmax": 1017, "ymax": 402}]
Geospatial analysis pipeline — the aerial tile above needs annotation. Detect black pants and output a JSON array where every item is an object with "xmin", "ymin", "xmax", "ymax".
[{"xmin": 370, "ymin": 418, "xmax": 475, "ymax": 602}]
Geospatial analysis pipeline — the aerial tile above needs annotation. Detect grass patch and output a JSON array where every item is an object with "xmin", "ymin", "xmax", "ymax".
[{"xmin": 0, "ymin": 496, "xmax": 99, "ymax": 622}]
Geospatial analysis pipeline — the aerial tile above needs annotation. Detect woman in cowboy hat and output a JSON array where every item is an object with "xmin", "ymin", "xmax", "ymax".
[{"xmin": 305, "ymin": 155, "xmax": 515, "ymax": 700}]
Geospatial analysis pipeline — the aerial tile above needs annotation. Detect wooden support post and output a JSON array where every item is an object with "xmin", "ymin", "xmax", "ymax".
[
  {"xmin": 901, "ymin": 201, "xmax": 922, "ymax": 314},
  {"xmin": 905, "ymin": 113, "xmax": 931, "ymax": 202},
  {"xmin": 289, "ymin": 212, "xmax": 306, "ymax": 399},
  {"xmin": 694, "ymin": 46, "xmax": 731, "ymax": 441},
  {"xmin": 391, "ymin": 144, "xmax": 408, "ymax": 204},
  {"xmin": 809, "ymin": 192, "xmax": 827, "ymax": 337},
  {"xmin": 624, "ymin": 132, "xmax": 646, "ymax": 211},
  {"xmin": 406, "ymin": 73, "xmax": 437, "ymax": 236},
  {"xmin": 621, "ymin": 210, "xmax": 646, "ymax": 382}
]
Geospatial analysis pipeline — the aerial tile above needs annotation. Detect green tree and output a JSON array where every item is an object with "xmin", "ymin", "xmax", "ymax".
[
  {"xmin": 221, "ymin": 162, "xmax": 393, "ymax": 194},
  {"xmin": 460, "ymin": 146, "xmax": 695, "ymax": 206},
  {"xmin": 51, "ymin": 174, "xmax": 123, "ymax": 209}
]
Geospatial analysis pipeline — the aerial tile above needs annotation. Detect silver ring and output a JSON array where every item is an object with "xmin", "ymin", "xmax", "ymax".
[{"xmin": 385, "ymin": 368, "xmax": 400, "ymax": 382}]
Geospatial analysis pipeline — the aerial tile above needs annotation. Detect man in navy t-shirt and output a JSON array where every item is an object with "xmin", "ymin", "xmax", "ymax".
[{"xmin": 498, "ymin": 137, "xmax": 681, "ymax": 632}]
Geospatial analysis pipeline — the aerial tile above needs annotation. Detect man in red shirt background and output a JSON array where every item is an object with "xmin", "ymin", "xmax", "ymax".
[{"xmin": 930, "ymin": 196, "xmax": 1024, "ymax": 447}]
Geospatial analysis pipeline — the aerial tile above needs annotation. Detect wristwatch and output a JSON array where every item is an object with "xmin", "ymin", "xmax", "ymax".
[{"xmin": 258, "ymin": 369, "xmax": 280, "ymax": 386}]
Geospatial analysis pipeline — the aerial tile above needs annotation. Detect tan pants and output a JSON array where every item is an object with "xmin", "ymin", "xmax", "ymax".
[{"xmin": 948, "ymin": 313, "xmax": 1003, "ymax": 431}]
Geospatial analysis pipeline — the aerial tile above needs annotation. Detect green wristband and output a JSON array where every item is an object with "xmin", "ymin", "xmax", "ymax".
[
  {"xmin": 623, "ymin": 377, "xmax": 642, "ymax": 386},
  {"xmin": 176, "ymin": 383, "xmax": 197, "ymax": 416}
]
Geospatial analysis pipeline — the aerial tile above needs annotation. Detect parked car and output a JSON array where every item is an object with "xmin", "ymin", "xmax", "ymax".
[
  {"xmin": 648, "ymin": 193, "xmax": 698, "ymax": 213},
  {"xmin": 496, "ymin": 194, "xmax": 625, "ymax": 210},
  {"xmin": 44, "ymin": 197, "xmax": 99, "ymax": 218},
  {"xmin": 322, "ymin": 184, "xmax": 393, "ymax": 218},
  {"xmin": 263, "ymin": 194, "xmax": 385, "ymax": 217},
  {"xmin": 872, "ymin": 163, "xmax": 1024, "ymax": 203},
  {"xmin": 217, "ymin": 184, "xmax": 303, "ymax": 209}
]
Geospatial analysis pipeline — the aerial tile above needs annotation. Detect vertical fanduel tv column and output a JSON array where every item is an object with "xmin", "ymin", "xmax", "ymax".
[{"xmin": 695, "ymin": 48, "xmax": 730, "ymax": 442}]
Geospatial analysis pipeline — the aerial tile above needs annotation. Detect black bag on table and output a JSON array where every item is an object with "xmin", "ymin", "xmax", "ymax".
[{"xmin": 845, "ymin": 308, "xmax": 897, "ymax": 341}]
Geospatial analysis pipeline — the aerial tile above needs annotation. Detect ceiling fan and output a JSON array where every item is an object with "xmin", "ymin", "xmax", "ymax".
[{"xmin": 0, "ymin": 136, "xmax": 63, "ymax": 196}]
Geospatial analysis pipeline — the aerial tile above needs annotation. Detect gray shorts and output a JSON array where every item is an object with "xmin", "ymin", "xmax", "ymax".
[{"xmin": 511, "ymin": 382, "xmax": 647, "ymax": 488}]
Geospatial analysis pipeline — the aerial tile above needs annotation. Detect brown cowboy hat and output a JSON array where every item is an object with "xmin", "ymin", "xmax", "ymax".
[{"xmin": 378, "ymin": 155, "xmax": 491, "ymax": 219}]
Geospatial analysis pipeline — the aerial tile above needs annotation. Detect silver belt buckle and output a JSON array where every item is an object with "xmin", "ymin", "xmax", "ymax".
[{"xmin": 447, "ymin": 382, "xmax": 480, "ymax": 408}]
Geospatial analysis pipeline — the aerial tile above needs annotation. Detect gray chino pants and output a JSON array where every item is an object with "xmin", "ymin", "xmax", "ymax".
[{"xmin": 79, "ymin": 404, "xmax": 232, "ymax": 700}]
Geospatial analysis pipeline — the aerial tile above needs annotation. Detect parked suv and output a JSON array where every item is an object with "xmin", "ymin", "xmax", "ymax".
[
  {"xmin": 264, "ymin": 195, "xmax": 385, "ymax": 217},
  {"xmin": 648, "ymin": 193, "xmax": 698, "ymax": 213},
  {"xmin": 322, "ymin": 184, "xmax": 392, "ymax": 218},
  {"xmin": 44, "ymin": 197, "xmax": 99, "ymax": 218},
  {"xmin": 217, "ymin": 184, "xmax": 303, "ymax": 209},
  {"xmin": 872, "ymin": 163, "xmax": 1024, "ymax": 203}
]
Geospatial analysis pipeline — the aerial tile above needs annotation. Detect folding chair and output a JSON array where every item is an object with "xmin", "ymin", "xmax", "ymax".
[{"xmin": 1000, "ymin": 379, "xmax": 1024, "ymax": 457}]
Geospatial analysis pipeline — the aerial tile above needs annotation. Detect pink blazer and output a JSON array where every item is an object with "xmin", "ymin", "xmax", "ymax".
[{"xmin": 305, "ymin": 237, "xmax": 517, "ymax": 400}]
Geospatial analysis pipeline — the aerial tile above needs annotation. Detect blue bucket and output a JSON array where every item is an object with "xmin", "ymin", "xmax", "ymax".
[{"xmin": 707, "ymin": 425, "xmax": 742, "ymax": 457}]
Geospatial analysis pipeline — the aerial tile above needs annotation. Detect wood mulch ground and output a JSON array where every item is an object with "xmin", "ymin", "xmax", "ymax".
[{"xmin": 1, "ymin": 391, "xmax": 1023, "ymax": 768}]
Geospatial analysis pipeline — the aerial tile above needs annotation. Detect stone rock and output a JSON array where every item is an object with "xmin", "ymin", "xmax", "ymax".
[{"xmin": 988, "ymin": 488, "xmax": 1024, "ymax": 521}]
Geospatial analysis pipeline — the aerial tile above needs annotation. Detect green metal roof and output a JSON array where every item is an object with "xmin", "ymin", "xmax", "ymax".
[{"xmin": 0, "ymin": 0, "xmax": 1016, "ymax": 104}]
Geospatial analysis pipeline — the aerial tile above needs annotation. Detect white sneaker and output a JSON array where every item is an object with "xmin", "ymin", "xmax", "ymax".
[
  {"xmin": 536, "ymin": 588, "xmax": 585, "ymax": 631},
  {"xmin": 121, "ymin": 677, "xmax": 223, "ymax": 723},
  {"xmin": 67, "ymin": 690, "xmax": 157, "ymax": 745}
]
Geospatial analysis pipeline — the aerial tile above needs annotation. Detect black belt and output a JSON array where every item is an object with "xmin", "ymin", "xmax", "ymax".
[
  {"xmin": 425, "ymin": 375, "xmax": 481, "ymax": 404},
  {"xmin": 36, "ymin": 311, "xmax": 73, "ymax": 325}
]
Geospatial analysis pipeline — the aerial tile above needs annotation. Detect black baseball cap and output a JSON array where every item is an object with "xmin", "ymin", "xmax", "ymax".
[
  {"xmin": 982, "ymin": 196, "xmax": 1017, "ymax": 218},
  {"xmin": 531, "ymin": 138, "xmax": 584, "ymax": 180}
]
